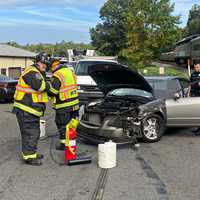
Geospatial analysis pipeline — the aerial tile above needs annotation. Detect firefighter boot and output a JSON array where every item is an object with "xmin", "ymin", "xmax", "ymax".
[
  {"xmin": 24, "ymin": 158, "xmax": 42, "ymax": 166},
  {"xmin": 37, "ymin": 154, "xmax": 44, "ymax": 159}
]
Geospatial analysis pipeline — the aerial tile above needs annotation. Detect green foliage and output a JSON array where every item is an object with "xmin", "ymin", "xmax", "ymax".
[
  {"xmin": 7, "ymin": 41, "xmax": 21, "ymax": 48},
  {"xmin": 120, "ymin": 0, "xmax": 180, "ymax": 68},
  {"xmin": 6, "ymin": 41, "xmax": 94, "ymax": 57},
  {"xmin": 91, "ymin": 0, "xmax": 181, "ymax": 69},
  {"xmin": 139, "ymin": 66, "xmax": 188, "ymax": 78},
  {"xmin": 185, "ymin": 4, "xmax": 200, "ymax": 36},
  {"xmin": 90, "ymin": 0, "xmax": 130, "ymax": 56}
]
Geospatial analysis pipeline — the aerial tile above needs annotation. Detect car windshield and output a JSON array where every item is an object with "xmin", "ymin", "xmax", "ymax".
[
  {"xmin": 75, "ymin": 61, "xmax": 116, "ymax": 76},
  {"xmin": 0, "ymin": 74, "xmax": 13, "ymax": 81},
  {"xmin": 108, "ymin": 88, "xmax": 153, "ymax": 98}
]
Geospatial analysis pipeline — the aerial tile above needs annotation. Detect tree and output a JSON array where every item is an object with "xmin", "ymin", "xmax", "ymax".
[
  {"xmin": 185, "ymin": 4, "xmax": 200, "ymax": 36},
  {"xmin": 7, "ymin": 41, "xmax": 94, "ymax": 57},
  {"xmin": 91, "ymin": 0, "xmax": 181, "ymax": 68},
  {"xmin": 7, "ymin": 41, "xmax": 21, "ymax": 48},
  {"xmin": 90, "ymin": 0, "xmax": 130, "ymax": 56},
  {"xmin": 121, "ymin": 0, "xmax": 180, "ymax": 68}
]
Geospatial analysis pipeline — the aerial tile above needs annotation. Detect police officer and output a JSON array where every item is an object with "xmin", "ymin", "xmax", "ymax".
[
  {"xmin": 47, "ymin": 58, "xmax": 79, "ymax": 150},
  {"xmin": 190, "ymin": 61, "xmax": 200, "ymax": 97},
  {"xmin": 189, "ymin": 61, "xmax": 200, "ymax": 134},
  {"xmin": 13, "ymin": 52, "xmax": 51, "ymax": 166}
]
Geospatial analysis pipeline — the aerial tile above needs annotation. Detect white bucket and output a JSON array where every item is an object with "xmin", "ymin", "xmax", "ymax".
[
  {"xmin": 40, "ymin": 119, "xmax": 46, "ymax": 139},
  {"xmin": 98, "ymin": 141, "xmax": 117, "ymax": 169}
]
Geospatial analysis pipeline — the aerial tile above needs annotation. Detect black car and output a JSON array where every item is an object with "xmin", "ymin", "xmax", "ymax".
[
  {"xmin": 145, "ymin": 76, "xmax": 190, "ymax": 99},
  {"xmin": 78, "ymin": 63, "xmax": 166, "ymax": 144},
  {"xmin": 0, "ymin": 74, "xmax": 18, "ymax": 102}
]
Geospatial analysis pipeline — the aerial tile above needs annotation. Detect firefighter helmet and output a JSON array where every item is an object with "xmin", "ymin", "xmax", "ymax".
[{"xmin": 35, "ymin": 52, "xmax": 51, "ymax": 65}]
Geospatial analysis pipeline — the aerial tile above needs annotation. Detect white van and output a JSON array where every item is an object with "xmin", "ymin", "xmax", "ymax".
[{"xmin": 75, "ymin": 59, "xmax": 118, "ymax": 104}]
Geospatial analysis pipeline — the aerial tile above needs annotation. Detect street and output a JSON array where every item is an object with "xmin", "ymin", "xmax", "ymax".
[{"xmin": 0, "ymin": 103, "xmax": 200, "ymax": 200}]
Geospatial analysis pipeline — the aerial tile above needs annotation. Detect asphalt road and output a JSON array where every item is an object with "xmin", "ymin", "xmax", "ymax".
[{"xmin": 0, "ymin": 103, "xmax": 200, "ymax": 200}]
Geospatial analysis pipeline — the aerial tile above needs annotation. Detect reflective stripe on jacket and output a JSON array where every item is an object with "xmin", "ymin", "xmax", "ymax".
[
  {"xmin": 14, "ymin": 66, "xmax": 48, "ymax": 103},
  {"xmin": 14, "ymin": 102, "xmax": 43, "ymax": 117},
  {"xmin": 13, "ymin": 66, "xmax": 48, "ymax": 117},
  {"xmin": 51, "ymin": 68, "xmax": 79, "ymax": 110}
]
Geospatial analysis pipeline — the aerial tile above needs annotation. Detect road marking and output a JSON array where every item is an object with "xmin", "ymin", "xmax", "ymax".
[{"xmin": 90, "ymin": 169, "xmax": 109, "ymax": 200}]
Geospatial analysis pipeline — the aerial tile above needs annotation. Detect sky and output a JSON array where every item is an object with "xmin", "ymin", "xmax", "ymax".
[{"xmin": 0, "ymin": 0, "xmax": 199, "ymax": 44}]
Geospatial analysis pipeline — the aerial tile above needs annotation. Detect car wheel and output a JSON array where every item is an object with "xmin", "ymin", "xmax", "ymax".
[{"xmin": 142, "ymin": 114, "xmax": 165, "ymax": 143}]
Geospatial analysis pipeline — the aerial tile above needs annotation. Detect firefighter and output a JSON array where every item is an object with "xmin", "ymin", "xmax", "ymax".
[
  {"xmin": 47, "ymin": 58, "xmax": 79, "ymax": 150},
  {"xmin": 13, "ymin": 52, "xmax": 51, "ymax": 166}
]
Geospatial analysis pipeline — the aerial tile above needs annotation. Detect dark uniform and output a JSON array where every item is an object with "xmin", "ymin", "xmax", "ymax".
[
  {"xmin": 48, "ymin": 64, "xmax": 79, "ymax": 150},
  {"xmin": 190, "ymin": 71, "xmax": 200, "ymax": 97},
  {"xmin": 13, "ymin": 60, "xmax": 50, "ymax": 165}
]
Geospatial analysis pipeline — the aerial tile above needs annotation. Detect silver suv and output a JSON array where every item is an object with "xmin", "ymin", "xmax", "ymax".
[{"xmin": 75, "ymin": 59, "xmax": 118, "ymax": 104}]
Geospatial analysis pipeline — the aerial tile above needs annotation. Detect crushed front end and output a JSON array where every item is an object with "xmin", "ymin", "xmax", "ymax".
[{"xmin": 77, "ymin": 97, "xmax": 150, "ymax": 144}]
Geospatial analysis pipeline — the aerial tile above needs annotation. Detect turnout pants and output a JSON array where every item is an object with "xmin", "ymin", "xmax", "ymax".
[
  {"xmin": 55, "ymin": 109, "xmax": 79, "ymax": 145},
  {"xmin": 16, "ymin": 110, "xmax": 40, "ymax": 160}
]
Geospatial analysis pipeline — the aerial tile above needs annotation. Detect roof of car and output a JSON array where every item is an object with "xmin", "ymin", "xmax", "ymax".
[{"xmin": 78, "ymin": 59, "xmax": 118, "ymax": 63}]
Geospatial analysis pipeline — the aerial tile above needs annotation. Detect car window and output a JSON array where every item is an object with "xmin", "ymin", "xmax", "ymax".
[
  {"xmin": 147, "ymin": 79, "xmax": 179, "ymax": 99},
  {"xmin": 108, "ymin": 88, "xmax": 153, "ymax": 98},
  {"xmin": 178, "ymin": 78, "xmax": 190, "ymax": 97},
  {"xmin": 75, "ymin": 61, "xmax": 116, "ymax": 76},
  {"xmin": 147, "ymin": 79, "xmax": 168, "ymax": 90},
  {"xmin": 167, "ymin": 79, "xmax": 180, "ymax": 92},
  {"xmin": 178, "ymin": 79, "xmax": 189, "ymax": 89}
]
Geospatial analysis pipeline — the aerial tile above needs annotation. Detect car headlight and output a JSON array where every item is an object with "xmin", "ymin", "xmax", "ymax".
[
  {"xmin": 88, "ymin": 100, "xmax": 102, "ymax": 107},
  {"xmin": 88, "ymin": 102, "xmax": 97, "ymax": 107}
]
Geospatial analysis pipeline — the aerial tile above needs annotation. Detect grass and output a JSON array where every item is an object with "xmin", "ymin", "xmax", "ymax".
[{"xmin": 138, "ymin": 65, "xmax": 189, "ymax": 79}]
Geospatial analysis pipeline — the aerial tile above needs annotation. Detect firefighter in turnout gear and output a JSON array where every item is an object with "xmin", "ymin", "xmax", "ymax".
[
  {"xmin": 13, "ymin": 52, "xmax": 51, "ymax": 166},
  {"xmin": 48, "ymin": 58, "xmax": 79, "ymax": 150}
]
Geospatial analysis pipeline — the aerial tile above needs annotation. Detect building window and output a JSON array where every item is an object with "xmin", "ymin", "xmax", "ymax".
[
  {"xmin": 1, "ymin": 68, "xmax": 7, "ymax": 76},
  {"xmin": 8, "ymin": 67, "xmax": 21, "ymax": 79}
]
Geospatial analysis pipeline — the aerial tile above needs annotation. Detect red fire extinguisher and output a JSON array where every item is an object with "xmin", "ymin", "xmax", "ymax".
[{"xmin": 65, "ymin": 127, "xmax": 77, "ymax": 163}]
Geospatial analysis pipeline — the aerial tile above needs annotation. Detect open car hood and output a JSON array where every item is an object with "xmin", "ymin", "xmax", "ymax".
[{"xmin": 88, "ymin": 63, "xmax": 153, "ymax": 95}]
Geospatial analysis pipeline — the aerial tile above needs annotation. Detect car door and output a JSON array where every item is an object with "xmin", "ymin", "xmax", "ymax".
[{"xmin": 166, "ymin": 96, "xmax": 200, "ymax": 126}]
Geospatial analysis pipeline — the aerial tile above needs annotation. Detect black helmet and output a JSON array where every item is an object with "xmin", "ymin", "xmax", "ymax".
[{"xmin": 35, "ymin": 52, "xmax": 51, "ymax": 65}]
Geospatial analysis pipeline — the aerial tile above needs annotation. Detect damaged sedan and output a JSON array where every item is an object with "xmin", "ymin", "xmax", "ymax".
[{"xmin": 78, "ymin": 63, "xmax": 167, "ymax": 144}]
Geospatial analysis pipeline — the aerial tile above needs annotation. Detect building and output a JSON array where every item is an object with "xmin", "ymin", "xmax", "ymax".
[{"xmin": 0, "ymin": 44, "xmax": 36, "ymax": 79}]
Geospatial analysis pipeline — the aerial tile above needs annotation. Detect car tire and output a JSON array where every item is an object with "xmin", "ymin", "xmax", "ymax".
[{"xmin": 142, "ymin": 114, "xmax": 165, "ymax": 143}]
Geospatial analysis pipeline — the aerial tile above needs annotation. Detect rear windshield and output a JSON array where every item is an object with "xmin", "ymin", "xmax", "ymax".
[
  {"xmin": 0, "ymin": 74, "xmax": 13, "ymax": 81},
  {"xmin": 75, "ymin": 61, "xmax": 116, "ymax": 76}
]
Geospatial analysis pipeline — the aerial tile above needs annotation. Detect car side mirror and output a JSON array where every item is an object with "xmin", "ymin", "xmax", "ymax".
[{"xmin": 173, "ymin": 92, "xmax": 181, "ymax": 101}]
